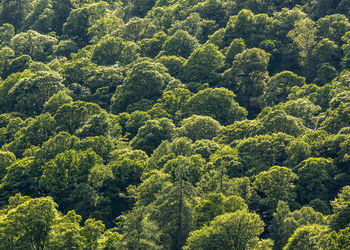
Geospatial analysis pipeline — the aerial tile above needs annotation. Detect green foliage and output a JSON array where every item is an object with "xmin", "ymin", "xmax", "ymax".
[
  {"xmin": 0, "ymin": 195, "xmax": 58, "ymax": 250},
  {"xmin": 253, "ymin": 166, "xmax": 298, "ymax": 211},
  {"xmin": 39, "ymin": 149, "xmax": 103, "ymax": 205},
  {"xmin": 179, "ymin": 115, "xmax": 221, "ymax": 141},
  {"xmin": 0, "ymin": 151, "xmax": 16, "ymax": 180},
  {"xmin": 63, "ymin": 2, "xmax": 109, "ymax": 44},
  {"xmin": 295, "ymin": 157, "xmax": 336, "ymax": 204},
  {"xmin": 184, "ymin": 88, "xmax": 247, "ymax": 125},
  {"xmin": 236, "ymin": 133, "xmax": 294, "ymax": 176},
  {"xmin": 8, "ymin": 71, "xmax": 66, "ymax": 115},
  {"xmin": 149, "ymin": 87, "xmax": 191, "ymax": 122},
  {"xmin": 139, "ymin": 31, "xmax": 167, "ymax": 58},
  {"xmin": 269, "ymin": 201, "xmax": 326, "ymax": 249},
  {"xmin": 10, "ymin": 30, "xmax": 58, "ymax": 62},
  {"xmin": 110, "ymin": 60, "xmax": 173, "ymax": 113},
  {"xmin": 326, "ymin": 226, "xmax": 350, "ymax": 249},
  {"xmin": 183, "ymin": 43, "xmax": 224, "ymax": 85},
  {"xmin": 224, "ymin": 47, "xmax": 270, "ymax": 116},
  {"xmin": 321, "ymin": 102, "xmax": 350, "ymax": 133},
  {"xmin": 54, "ymin": 101, "xmax": 102, "ymax": 134},
  {"xmin": 330, "ymin": 186, "xmax": 350, "ymax": 230},
  {"xmin": 131, "ymin": 118, "xmax": 175, "ymax": 154},
  {"xmin": 316, "ymin": 14, "xmax": 350, "ymax": 44},
  {"xmin": 284, "ymin": 224, "xmax": 331, "ymax": 250},
  {"xmin": 184, "ymin": 210, "xmax": 264, "ymax": 250},
  {"xmin": 92, "ymin": 36, "xmax": 125, "ymax": 66},
  {"xmin": 0, "ymin": 23, "xmax": 15, "ymax": 47},
  {"xmin": 1, "ymin": 0, "xmax": 350, "ymax": 248},
  {"xmin": 193, "ymin": 193, "xmax": 247, "ymax": 229},
  {"xmin": 161, "ymin": 30, "xmax": 198, "ymax": 58},
  {"xmin": 264, "ymin": 71, "xmax": 305, "ymax": 106}
]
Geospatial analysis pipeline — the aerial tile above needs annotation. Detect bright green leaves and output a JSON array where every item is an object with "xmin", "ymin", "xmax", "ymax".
[
  {"xmin": 184, "ymin": 88, "xmax": 247, "ymax": 125},
  {"xmin": 40, "ymin": 149, "xmax": 103, "ymax": 202},
  {"xmin": 0, "ymin": 195, "xmax": 57, "ymax": 250},
  {"xmin": 110, "ymin": 60, "xmax": 173, "ymax": 113},
  {"xmin": 184, "ymin": 210, "xmax": 264, "ymax": 250},
  {"xmin": 183, "ymin": 43, "xmax": 224, "ymax": 85}
]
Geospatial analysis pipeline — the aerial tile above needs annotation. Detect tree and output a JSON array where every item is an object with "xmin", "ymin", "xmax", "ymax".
[
  {"xmin": 161, "ymin": 30, "xmax": 198, "ymax": 58},
  {"xmin": 236, "ymin": 133, "xmax": 294, "ymax": 176},
  {"xmin": 224, "ymin": 48, "xmax": 270, "ymax": 116},
  {"xmin": 147, "ymin": 137, "xmax": 195, "ymax": 170},
  {"xmin": 184, "ymin": 210, "xmax": 264, "ymax": 250},
  {"xmin": 108, "ymin": 149, "xmax": 148, "ymax": 192},
  {"xmin": 264, "ymin": 71, "xmax": 305, "ymax": 106},
  {"xmin": 192, "ymin": 0, "xmax": 231, "ymax": 27},
  {"xmin": 110, "ymin": 60, "xmax": 173, "ymax": 114},
  {"xmin": 80, "ymin": 218, "xmax": 105, "ymax": 250},
  {"xmin": 320, "ymin": 102, "xmax": 350, "ymax": 133},
  {"xmin": 92, "ymin": 36, "xmax": 125, "ymax": 66},
  {"xmin": 0, "ymin": 0, "xmax": 32, "ymax": 31},
  {"xmin": 257, "ymin": 109, "xmax": 307, "ymax": 137},
  {"xmin": 179, "ymin": 115, "xmax": 221, "ymax": 141},
  {"xmin": 125, "ymin": 0, "xmax": 158, "ymax": 17},
  {"xmin": 43, "ymin": 90, "xmax": 73, "ymax": 115},
  {"xmin": 0, "ymin": 151, "xmax": 16, "ymax": 180},
  {"xmin": 117, "ymin": 206, "xmax": 161, "ymax": 249},
  {"xmin": 330, "ymin": 186, "xmax": 350, "ymax": 230},
  {"xmin": 150, "ymin": 161, "xmax": 196, "ymax": 250},
  {"xmin": 39, "ymin": 149, "xmax": 103, "ymax": 209},
  {"xmin": 0, "ymin": 47, "xmax": 15, "ymax": 78},
  {"xmin": 223, "ymin": 9, "xmax": 275, "ymax": 48},
  {"xmin": 168, "ymin": 13, "xmax": 217, "ymax": 43},
  {"xmin": 47, "ymin": 210, "xmax": 85, "ymax": 249},
  {"xmin": 23, "ymin": 0, "xmax": 55, "ymax": 33},
  {"xmin": 88, "ymin": 15, "xmax": 124, "ymax": 43},
  {"xmin": 295, "ymin": 157, "xmax": 336, "ymax": 204},
  {"xmin": 224, "ymin": 38, "xmax": 246, "ymax": 66},
  {"xmin": 124, "ymin": 111, "xmax": 151, "ymax": 139},
  {"xmin": 139, "ymin": 31, "xmax": 167, "ymax": 58},
  {"xmin": 0, "ymin": 157, "xmax": 38, "ymax": 207},
  {"xmin": 183, "ymin": 43, "xmax": 224, "ymax": 86},
  {"xmin": 214, "ymin": 120, "xmax": 260, "ymax": 145},
  {"xmin": 192, "ymin": 193, "xmax": 247, "ymax": 229},
  {"xmin": 162, "ymin": 155, "xmax": 205, "ymax": 186},
  {"xmin": 269, "ymin": 202, "xmax": 326, "ymax": 249},
  {"xmin": 131, "ymin": 118, "xmax": 175, "ymax": 155},
  {"xmin": 312, "ymin": 38, "xmax": 340, "ymax": 70},
  {"xmin": 0, "ymin": 195, "xmax": 58, "ymax": 250},
  {"xmin": 8, "ymin": 71, "xmax": 65, "ymax": 116},
  {"xmin": 271, "ymin": 98, "xmax": 322, "ymax": 129},
  {"xmin": 63, "ymin": 2, "xmax": 109, "ymax": 45},
  {"xmin": 316, "ymin": 14, "xmax": 350, "ymax": 44},
  {"xmin": 157, "ymin": 56, "xmax": 186, "ymax": 80},
  {"xmin": 59, "ymin": 57, "xmax": 97, "ymax": 86},
  {"xmin": 148, "ymin": 88, "xmax": 192, "ymax": 123},
  {"xmin": 287, "ymin": 18, "xmax": 317, "ymax": 80},
  {"xmin": 326, "ymin": 226, "xmax": 350, "ymax": 249},
  {"xmin": 192, "ymin": 139, "xmax": 220, "ymax": 162},
  {"xmin": 54, "ymin": 101, "xmax": 102, "ymax": 134},
  {"xmin": 284, "ymin": 139, "xmax": 312, "ymax": 168},
  {"xmin": 184, "ymin": 88, "xmax": 247, "ymax": 125},
  {"xmin": 284, "ymin": 224, "xmax": 331, "ymax": 250},
  {"xmin": 0, "ymin": 23, "xmax": 15, "ymax": 47},
  {"xmin": 120, "ymin": 17, "xmax": 157, "ymax": 42},
  {"xmin": 10, "ymin": 30, "xmax": 58, "ymax": 62},
  {"xmin": 7, "ymin": 113, "xmax": 56, "ymax": 158},
  {"xmin": 253, "ymin": 166, "xmax": 298, "ymax": 213}
]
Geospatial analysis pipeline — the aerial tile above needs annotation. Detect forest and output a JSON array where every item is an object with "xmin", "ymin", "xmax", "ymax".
[{"xmin": 0, "ymin": 0, "xmax": 350, "ymax": 249}]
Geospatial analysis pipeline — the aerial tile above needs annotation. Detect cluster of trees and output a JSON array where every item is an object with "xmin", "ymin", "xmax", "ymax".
[{"xmin": 1, "ymin": 0, "xmax": 350, "ymax": 249}]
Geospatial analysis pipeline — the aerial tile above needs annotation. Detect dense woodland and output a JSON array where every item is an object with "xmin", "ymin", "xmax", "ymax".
[{"xmin": 0, "ymin": 0, "xmax": 350, "ymax": 249}]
